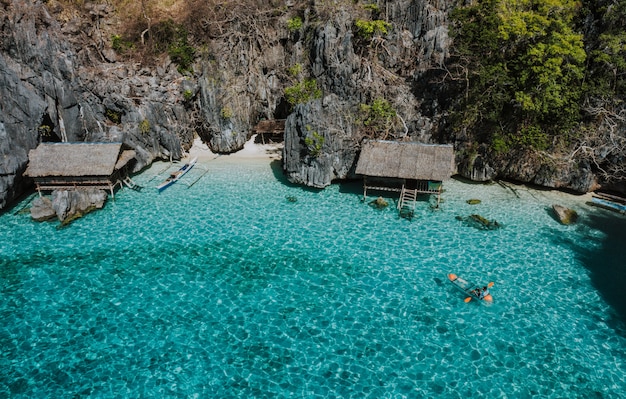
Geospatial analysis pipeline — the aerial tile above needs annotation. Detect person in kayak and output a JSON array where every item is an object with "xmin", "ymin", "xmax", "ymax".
[{"xmin": 471, "ymin": 286, "xmax": 489, "ymax": 299}]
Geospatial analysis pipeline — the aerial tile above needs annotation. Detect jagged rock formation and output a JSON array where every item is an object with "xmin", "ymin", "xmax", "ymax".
[
  {"xmin": 51, "ymin": 189, "xmax": 108, "ymax": 223},
  {"xmin": 283, "ymin": 2, "xmax": 446, "ymax": 187},
  {"xmin": 29, "ymin": 196, "xmax": 56, "ymax": 222},
  {"xmin": 283, "ymin": 97, "xmax": 360, "ymax": 188},
  {"xmin": 457, "ymin": 145, "xmax": 599, "ymax": 193}
]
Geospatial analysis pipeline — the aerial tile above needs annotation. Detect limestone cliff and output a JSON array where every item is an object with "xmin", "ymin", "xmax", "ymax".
[
  {"xmin": 0, "ymin": 0, "xmax": 194, "ymax": 208},
  {"xmin": 1, "ymin": 0, "xmax": 624, "ymax": 210}
]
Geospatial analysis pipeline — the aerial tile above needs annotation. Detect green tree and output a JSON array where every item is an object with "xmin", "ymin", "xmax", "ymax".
[
  {"xmin": 586, "ymin": 0, "xmax": 626, "ymax": 96},
  {"xmin": 498, "ymin": 0, "xmax": 585, "ymax": 120},
  {"xmin": 449, "ymin": 0, "xmax": 586, "ymax": 151},
  {"xmin": 355, "ymin": 19, "xmax": 391, "ymax": 39}
]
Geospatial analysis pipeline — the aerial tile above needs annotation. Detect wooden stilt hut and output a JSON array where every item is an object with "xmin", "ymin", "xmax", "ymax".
[
  {"xmin": 24, "ymin": 142, "xmax": 137, "ymax": 197},
  {"xmin": 355, "ymin": 140, "xmax": 456, "ymax": 212},
  {"xmin": 252, "ymin": 119, "xmax": 286, "ymax": 144}
]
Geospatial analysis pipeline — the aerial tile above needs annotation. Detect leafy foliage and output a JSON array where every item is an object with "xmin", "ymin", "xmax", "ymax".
[
  {"xmin": 362, "ymin": 3, "xmax": 380, "ymax": 13},
  {"xmin": 287, "ymin": 63, "xmax": 303, "ymax": 78},
  {"xmin": 449, "ymin": 0, "xmax": 586, "ymax": 152},
  {"xmin": 287, "ymin": 16, "xmax": 303, "ymax": 32},
  {"xmin": 221, "ymin": 106, "xmax": 233, "ymax": 120},
  {"xmin": 149, "ymin": 19, "xmax": 196, "ymax": 74},
  {"xmin": 105, "ymin": 108, "xmax": 121, "ymax": 124},
  {"xmin": 111, "ymin": 34, "xmax": 133, "ymax": 53},
  {"xmin": 354, "ymin": 19, "xmax": 391, "ymax": 39},
  {"xmin": 359, "ymin": 98, "xmax": 397, "ymax": 138},
  {"xmin": 586, "ymin": 0, "xmax": 626, "ymax": 97},
  {"xmin": 304, "ymin": 129, "xmax": 325, "ymax": 158},
  {"xmin": 285, "ymin": 79, "xmax": 322, "ymax": 107},
  {"xmin": 139, "ymin": 119, "xmax": 151, "ymax": 135},
  {"xmin": 183, "ymin": 89, "xmax": 194, "ymax": 102}
]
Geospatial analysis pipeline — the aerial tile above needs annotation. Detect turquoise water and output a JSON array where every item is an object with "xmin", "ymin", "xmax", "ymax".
[{"xmin": 1, "ymin": 156, "xmax": 625, "ymax": 398}]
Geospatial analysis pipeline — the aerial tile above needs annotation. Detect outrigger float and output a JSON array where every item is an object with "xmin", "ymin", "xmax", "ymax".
[
  {"xmin": 448, "ymin": 273, "xmax": 494, "ymax": 303},
  {"xmin": 590, "ymin": 192, "xmax": 626, "ymax": 214}
]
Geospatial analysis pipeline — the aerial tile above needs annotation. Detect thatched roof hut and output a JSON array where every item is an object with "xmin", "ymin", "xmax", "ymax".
[
  {"xmin": 25, "ymin": 142, "xmax": 136, "ymax": 195},
  {"xmin": 355, "ymin": 140, "xmax": 456, "ymax": 181},
  {"xmin": 355, "ymin": 140, "xmax": 456, "ymax": 209}
]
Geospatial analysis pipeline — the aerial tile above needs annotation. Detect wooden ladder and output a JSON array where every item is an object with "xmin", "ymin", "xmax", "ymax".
[
  {"xmin": 397, "ymin": 185, "xmax": 418, "ymax": 213},
  {"xmin": 123, "ymin": 177, "xmax": 143, "ymax": 191}
]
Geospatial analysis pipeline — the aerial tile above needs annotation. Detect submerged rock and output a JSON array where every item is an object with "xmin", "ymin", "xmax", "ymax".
[
  {"xmin": 369, "ymin": 196, "xmax": 389, "ymax": 209},
  {"xmin": 552, "ymin": 204, "xmax": 578, "ymax": 225},
  {"xmin": 400, "ymin": 208, "xmax": 415, "ymax": 220},
  {"xmin": 456, "ymin": 214, "xmax": 501, "ymax": 230}
]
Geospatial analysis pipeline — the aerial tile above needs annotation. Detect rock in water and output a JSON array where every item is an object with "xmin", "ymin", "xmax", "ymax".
[
  {"xmin": 51, "ymin": 189, "xmax": 108, "ymax": 224},
  {"xmin": 369, "ymin": 196, "xmax": 389, "ymax": 209},
  {"xmin": 552, "ymin": 204, "xmax": 578, "ymax": 225},
  {"xmin": 30, "ymin": 196, "xmax": 56, "ymax": 221},
  {"xmin": 456, "ymin": 214, "xmax": 501, "ymax": 230},
  {"xmin": 469, "ymin": 214, "xmax": 501, "ymax": 230}
]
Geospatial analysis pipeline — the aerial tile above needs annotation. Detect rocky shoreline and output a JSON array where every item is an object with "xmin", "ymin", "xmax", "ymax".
[{"xmin": 1, "ymin": 0, "xmax": 624, "ymax": 212}]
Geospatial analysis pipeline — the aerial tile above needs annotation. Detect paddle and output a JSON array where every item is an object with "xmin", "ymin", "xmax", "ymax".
[{"xmin": 464, "ymin": 282, "xmax": 494, "ymax": 303}]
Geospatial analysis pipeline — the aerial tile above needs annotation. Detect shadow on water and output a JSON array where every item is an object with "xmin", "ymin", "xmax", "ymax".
[
  {"xmin": 269, "ymin": 159, "xmax": 291, "ymax": 186},
  {"xmin": 568, "ymin": 210, "xmax": 626, "ymax": 334},
  {"xmin": 271, "ymin": 160, "xmax": 364, "ymax": 197},
  {"xmin": 338, "ymin": 180, "xmax": 364, "ymax": 196},
  {"xmin": 544, "ymin": 206, "xmax": 563, "ymax": 225},
  {"xmin": 0, "ymin": 189, "xmax": 38, "ymax": 217},
  {"xmin": 269, "ymin": 159, "xmax": 324, "ymax": 196}
]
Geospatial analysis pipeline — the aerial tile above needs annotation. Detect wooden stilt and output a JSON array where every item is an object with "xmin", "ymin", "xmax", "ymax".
[{"xmin": 363, "ymin": 177, "xmax": 368, "ymax": 201}]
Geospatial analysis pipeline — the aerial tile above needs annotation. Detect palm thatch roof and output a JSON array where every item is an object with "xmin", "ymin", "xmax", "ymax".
[
  {"xmin": 25, "ymin": 143, "xmax": 135, "ymax": 178},
  {"xmin": 355, "ymin": 140, "xmax": 456, "ymax": 181}
]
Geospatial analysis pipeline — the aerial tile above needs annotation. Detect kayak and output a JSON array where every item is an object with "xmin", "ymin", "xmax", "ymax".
[{"xmin": 448, "ymin": 273, "xmax": 493, "ymax": 302}]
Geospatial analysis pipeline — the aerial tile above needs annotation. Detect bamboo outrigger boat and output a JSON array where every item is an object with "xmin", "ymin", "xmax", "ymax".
[{"xmin": 156, "ymin": 157, "xmax": 197, "ymax": 192}]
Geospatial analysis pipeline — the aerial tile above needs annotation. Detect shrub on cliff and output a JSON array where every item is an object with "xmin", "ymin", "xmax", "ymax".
[{"xmin": 285, "ymin": 79, "xmax": 322, "ymax": 107}]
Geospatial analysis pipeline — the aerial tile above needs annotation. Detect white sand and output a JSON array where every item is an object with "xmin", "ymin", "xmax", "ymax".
[{"xmin": 187, "ymin": 135, "xmax": 282, "ymax": 162}]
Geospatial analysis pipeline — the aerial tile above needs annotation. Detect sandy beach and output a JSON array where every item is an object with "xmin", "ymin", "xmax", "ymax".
[{"xmin": 187, "ymin": 135, "xmax": 283, "ymax": 162}]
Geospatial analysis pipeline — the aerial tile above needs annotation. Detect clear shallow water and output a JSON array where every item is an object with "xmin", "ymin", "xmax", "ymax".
[{"xmin": 1, "ymin": 157, "xmax": 625, "ymax": 398}]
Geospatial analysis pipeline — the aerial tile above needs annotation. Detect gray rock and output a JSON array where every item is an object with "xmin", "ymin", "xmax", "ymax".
[
  {"xmin": 29, "ymin": 196, "xmax": 56, "ymax": 222},
  {"xmin": 51, "ymin": 189, "xmax": 108, "ymax": 224},
  {"xmin": 552, "ymin": 204, "xmax": 578, "ymax": 225},
  {"xmin": 283, "ymin": 96, "xmax": 359, "ymax": 188},
  {"xmin": 2, "ymin": 0, "xmax": 624, "ymax": 211}
]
